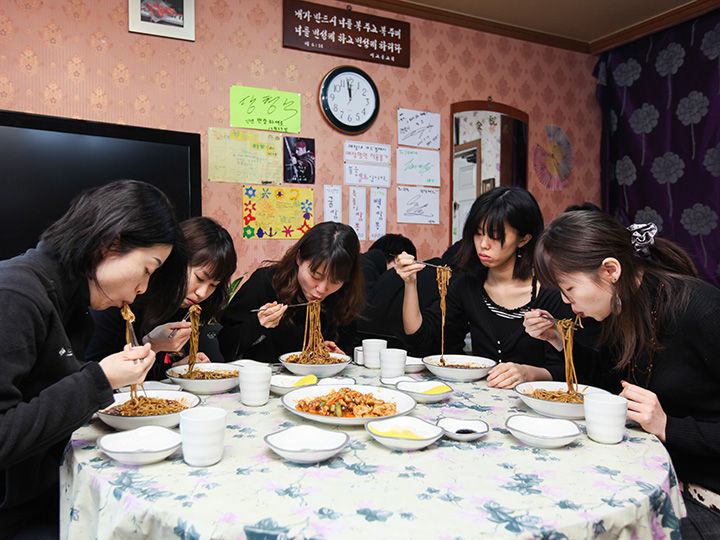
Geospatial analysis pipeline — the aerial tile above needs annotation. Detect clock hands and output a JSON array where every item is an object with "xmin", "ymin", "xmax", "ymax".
[{"xmin": 347, "ymin": 78, "xmax": 353, "ymax": 102}]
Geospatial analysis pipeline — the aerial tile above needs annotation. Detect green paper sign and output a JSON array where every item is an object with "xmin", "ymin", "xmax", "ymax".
[{"xmin": 230, "ymin": 85, "xmax": 301, "ymax": 134}]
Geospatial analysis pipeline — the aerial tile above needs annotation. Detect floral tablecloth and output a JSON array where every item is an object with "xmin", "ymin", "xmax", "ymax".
[{"xmin": 61, "ymin": 365, "xmax": 684, "ymax": 539}]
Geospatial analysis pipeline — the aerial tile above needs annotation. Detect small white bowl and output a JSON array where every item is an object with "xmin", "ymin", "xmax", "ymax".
[
  {"xmin": 514, "ymin": 381, "xmax": 609, "ymax": 420},
  {"xmin": 405, "ymin": 356, "xmax": 425, "ymax": 373},
  {"xmin": 317, "ymin": 376, "xmax": 356, "ymax": 386},
  {"xmin": 98, "ymin": 425, "xmax": 181, "ymax": 465},
  {"xmin": 166, "ymin": 363, "xmax": 239, "ymax": 395},
  {"xmin": 505, "ymin": 414, "xmax": 581, "ymax": 449},
  {"xmin": 279, "ymin": 352, "xmax": 351, "ymax": 377},
  {"xmin": 396, "ymin": 380, "xmax": 453, "ymax": 403},
  {"xmin": 270, "ymin": 374, "xmax": 318, "ymax": 395},
  {"xmin": 97, "ymin": 390, "xmax": 201, "ymax": 431},
  {"xmin": 366, "ymin": 416, "xmax": 443, "ymax": 451},
  {"xmin": 379, "ymin": 375, "xmax": 416, "ymax": 387},
  {"xmin": 422, "ymin": 354, "xmax": 496, "ymax": 382},
  {"xmin": 264, "ymin": 425, "xmax": 349, "ymax": 463},
  {"xmin": 436, "ymin": 418, "xmax": 489, "ymax": 441}
]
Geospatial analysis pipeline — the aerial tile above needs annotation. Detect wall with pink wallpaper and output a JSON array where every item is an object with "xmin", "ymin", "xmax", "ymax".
[{"xmin": 0, "ymin": 0, "xmax": 600, "ymax": 273}]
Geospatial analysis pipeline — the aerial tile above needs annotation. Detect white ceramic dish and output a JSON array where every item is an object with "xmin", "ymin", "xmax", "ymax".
[
  {"xmin": 97, "ymin": 425, "xmax": 181, "ymax": 465},
  {"xmin": 264, "ymin": 425, "xmax": 349, "ymax": 463},
  {"xmin": 505, "ymin": 414, "xmax": 581, "ymax": 449},
  {"xmin": 366, "ymin": 416, "xmax": 443, "ymax": 451},
  {"xmin": 514, "ymin": 381, "xmax": 610, "ymax": 419},
  {"xmin": 379, "ymin": 375, "xmax": 416, "ymax": 387},
  {"xmin": 436, "ymin": 418, "xmax": 489, "ymax": 441},
  {"xmin": 97, "ymin": 390, "xmax": 201, "ymax": 431},
  {"xmin": 281, "ymin": 384, "xmax": 416, "ymax": 426},
  {"xmin": 270, "ymin": 374, "xmax": 318, "ymax": 395},
  {"xmin": 396, "ymin": 380, "xmax": 453, "ymax": 403},
  {"xmin": 405, "ymin": 356, "xmax": 425, "ymax": 373},
  {"xmin": 166, "ymin": 363, "xmax": 239, "ymax": 395},
  {"xmin": 278, "ymin": 352, "xmax": 351, "ymax": 377},
  {"xmin": 317, "ymin": 376, "xmax": 356, "ymax": 386},
  {"xmin": 422, "ymin": 354, "xmax": 496, "ymax": 382}
]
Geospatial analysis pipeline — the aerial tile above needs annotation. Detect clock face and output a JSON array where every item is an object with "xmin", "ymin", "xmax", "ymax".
[{"xmin": 319, "ymin": 66, "xmax": 379, "ymax": 134}]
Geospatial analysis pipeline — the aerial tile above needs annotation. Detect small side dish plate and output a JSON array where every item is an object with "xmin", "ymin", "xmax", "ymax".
[
  {"xmin": 396, "ymin": 380, "xmax": 453, "ymax": 403},
  {"xmin": 505, "ymin": 414, "xmax": 581, "ymax": 449},
  {"xmin": 264, "ymin": 425, "xmax": 349, "ymax": 463},
  {"xmin": 366, "ymin": 416, "xmax": 443, "ymax": 451},
  {"xmin": 436, "ymin": 418, "xmax": 489, "ymax": 441},
  {"xmin": 98, "ymin": 425, "xmax": 181, "ymax": 465}
]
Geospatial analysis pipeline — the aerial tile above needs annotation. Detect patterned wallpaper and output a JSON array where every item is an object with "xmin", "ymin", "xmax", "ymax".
[{"xmin": 0, "ymin": 0, "xmax": 600, "ymax": 272}]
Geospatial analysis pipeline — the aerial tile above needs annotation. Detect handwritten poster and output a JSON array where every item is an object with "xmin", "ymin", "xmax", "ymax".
[
  {"xmin": 344, "ymin": 162, "xmax": 391, "ymax": 188},
  {"xmin": 230, "ymin": 85, "xmax": 301, "ymax": 133},
  {"xmin": 396, "ymin": 147, "xmax": 440, "ymax": 187},
  {"xmin": 349, "ymin": 186, "xmax": 367, "ymax": 240},
  {"xmin": 397, "ymin": 108, "xmax": 440, "ymax": 149},
  {"xmin": 344, "ymin": 141, "xmax": 391, "ymax": 187},
  {"xmin": 369, "ymin": 187, "xmax": 387, "ymax": 240},
  {"xmin": 208, "ymin": 128, "xmax": 283, "ymax": 184},
  {"xmin": 242, "ymin": 185, "xmax": 314, "ymax": 240},
  {"xmin": 344, "ymin": 141, "xmax": 392, "ymax": 165},
  {"xmin": 324, "ymin": 184, "xmax": 342, "ymax": 222},
  {"xmin": 397, "ymin": 186, "xmax": 440, "ymax": 224}
]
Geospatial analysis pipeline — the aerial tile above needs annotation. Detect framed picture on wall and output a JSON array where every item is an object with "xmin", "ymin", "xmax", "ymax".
[
  {"xmin": 128, "ymin": 0, "xmax": 195, "ymax": 41},
  {"xmin": 481, "ymin": 178, "xmax": 495, "ymax": 194}
]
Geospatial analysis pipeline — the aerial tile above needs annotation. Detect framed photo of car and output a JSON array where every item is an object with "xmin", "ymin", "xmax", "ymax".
[{"xmin": 128, "ymin": 0, "xmax": 195, "ymax": 41}]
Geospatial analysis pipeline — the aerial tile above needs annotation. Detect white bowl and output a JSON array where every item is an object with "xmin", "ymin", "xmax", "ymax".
[
  {"xmin": 514, "ymin": 381, "xmax": 609, "ymax": 419},
  {"xmin": 97, "ymin": 390, "xmax": 201, "ymax": 431},
  {"xmin": 405, "ymin": 356, "xmax": 425, "ymax": 373},
  {"xmin": 436, "ymin": 418, "xmax": 489, "ymax": 441},
  {"xmin": 166, "ymin": 363, "xmax": 239, "ymax": 395},
  {"xmin": 270, "ymin": 374, "xmax": 318, "ymax": 395},
  {"xmin": 422, "ymin": 354, "xmax": 496, "ymax": 382},
  {"xmin": 264, "ymin": 425, "xmax": 349, "ymax": 463},
  {"xmin": 379, "ymin": 375, "xmax": 416, "ymax": 387},
  {"xmin": 118, "ymin": 381, "xmax": 180, "ymax": 392},
  {"xmin": 282, "ymin": 384, "xmax": 416, "ymax": 426},
  {"xmin": 396, "ymin": 380, "xmax": 453, "ymax": 403},
  {"xmin": 279, "ymin": 352, "xmax": 351, "ymax": 377},
  {"xmin": 366, "ymin": 416, "xmax": 443, "ymax": 451},
  {"xmin": 97, "ymin": 426, "xmax": 181, "ymax": 465},
  {"xmin": 505, "ymin": 414, "xmax": 581, "ymax": 448},
  {"xmin": 317, "ymin": 376, "xmax": 356, "ymax": 386}
]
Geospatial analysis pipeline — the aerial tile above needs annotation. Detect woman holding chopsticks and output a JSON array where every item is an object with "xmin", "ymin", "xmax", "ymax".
[{"xmin": 219, "ymin": 221, "xmax": 364, "ymax": 363}]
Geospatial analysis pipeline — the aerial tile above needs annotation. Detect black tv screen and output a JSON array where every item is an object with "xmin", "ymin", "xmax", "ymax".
[{"xmin": 0, "ymin": 110, "xmax": 201, "ymax": 260}]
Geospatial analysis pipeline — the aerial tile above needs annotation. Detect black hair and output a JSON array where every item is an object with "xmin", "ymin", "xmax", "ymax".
[
  {"xmin": 368, "ymin": 233, "xmax": 417, "ymax": 263},
  {"xmin": 564, "ymin": 202, "xmax": 603, "ymax": 213}
]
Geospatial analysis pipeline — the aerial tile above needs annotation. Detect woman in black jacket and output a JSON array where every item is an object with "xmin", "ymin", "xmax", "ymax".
[{"xmin": 0, "ymin": 180, "xmax": 186, "ymax": 538}]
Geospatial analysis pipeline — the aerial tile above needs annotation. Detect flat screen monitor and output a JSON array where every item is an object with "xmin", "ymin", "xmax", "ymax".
[{"xmin": 0, "ymin": 110, "xmax": 201, "ymax": 260}]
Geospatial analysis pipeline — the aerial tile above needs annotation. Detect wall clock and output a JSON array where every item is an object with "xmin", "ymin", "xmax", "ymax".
[{"xmin": 319, "ymin": 66, "xmax": 379, "ymax": 134}]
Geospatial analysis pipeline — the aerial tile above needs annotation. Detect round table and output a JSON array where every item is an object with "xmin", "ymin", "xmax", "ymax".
[{"xmin": 61, "ymin": 365, "xmax": 684, "ymax": 539}]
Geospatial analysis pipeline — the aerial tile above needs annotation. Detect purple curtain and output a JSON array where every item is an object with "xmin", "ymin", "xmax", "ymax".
[{"xmin": 595, "ymin": 10, "xmax": 720, "ymax": 286}]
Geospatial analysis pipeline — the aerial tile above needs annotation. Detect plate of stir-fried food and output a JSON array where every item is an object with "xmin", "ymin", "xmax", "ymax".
[
  {"xmin": 281, "ymin": 384, "xmax": 416, "ymax": 425},
  {"xmin": 97, "ymin": 390, "xmax": 201, "ymax": 430}
]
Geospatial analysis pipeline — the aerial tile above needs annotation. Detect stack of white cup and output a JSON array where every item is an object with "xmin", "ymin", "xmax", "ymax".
[
  {"xmin": 380, "ymin": 348, "xmax": 407, "ymax": 378},
  {"xmin": 583, "ymin": 393, "xmax": 628, "ymax": 444},
  {"xmin": 238, "ymin": 363, "xmax": 272, "ymax": 406},
  {"xmin": 180, "ymin": 406, "xmax": 227, "ymax": 467},
  {"xmin": 362, "ymin": 339, "xmax": 387, "ymax": 369}
]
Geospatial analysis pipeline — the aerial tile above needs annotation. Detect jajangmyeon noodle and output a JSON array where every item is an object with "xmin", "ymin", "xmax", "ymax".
[
  {"xmin": 285, "ymin": 302, "xmax": 344, "ymax": 365},
  {"xmin": 436, "ymin": 265, "xmax": 452, "ymax": 363}
]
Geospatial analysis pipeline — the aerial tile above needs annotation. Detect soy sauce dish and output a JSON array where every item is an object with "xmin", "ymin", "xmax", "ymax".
[{"xmin": 436, "ymin": 418, "xmax": 489, "ymax": 441}]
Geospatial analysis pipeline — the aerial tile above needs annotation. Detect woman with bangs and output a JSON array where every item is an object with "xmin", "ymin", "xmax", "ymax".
[
  {"xmin": 87, "ymin": 216, "xmax": 237, "ymax": 376},
  {"xmin": 219, "ymin": 221, "xmax": 363, "ymax": 363},
  {"xmin": 395, "ymin": 187, "xmax": 568, "ymax": 388}
]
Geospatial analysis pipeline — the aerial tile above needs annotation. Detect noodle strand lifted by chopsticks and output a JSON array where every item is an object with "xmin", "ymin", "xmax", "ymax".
[
  {"xmin": 286, "ymin": 302, "xmax": 343, "ymax": 365},
  {"xmin": 120, "ymin": 304, "xmax": 139, "ymax": 400},
  {"xmin": 185, "ymin": 304, "xmax": 202, "ymax": 374},
  {"xmin": 436, "ymin": 265, "xmax": 452, "ymax": 363}
]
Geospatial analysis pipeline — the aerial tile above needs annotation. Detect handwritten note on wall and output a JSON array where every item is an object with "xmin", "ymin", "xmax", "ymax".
[
  {"xmin": 349, "ymin": 186, "xmax": 367, "ymax": 240},
  {"xmin": 208, "ymin": 128, "xmax": 282, "ymax": 184},
  {"xmin": 396, "ymin": 147, "xmax": 440, "ymax": 187},
  {"xmin": 344, "ymin": 163, "xmax": 391, "ymax": 187},
  {"xmin": 397, "ymin": 108, "xmax": 440, "ymax": 149},
  {"xmin": 324, "ymin": 185, "xmax": 342, "ymax": 222},
  {"xmin": 344, "ymin": 141, "xmax": 392, "ymax": 164},
  {"xmin": 343, "ymin": 141, "xmax": 391, "ymax": 187},
  {"xmin": 230, "ymin": 86, "xmax": 301, "ymax": 133},
  {"xmin": 242, "ymin": 185, "xmax": 314, "ymax": 240},
  {"xmin": 369, "ymin": 188, "xmax": 387, "ymax": 240},
  {"xmin": 397, "ymin": 186, "xmax": 440, "ymax": 224}
]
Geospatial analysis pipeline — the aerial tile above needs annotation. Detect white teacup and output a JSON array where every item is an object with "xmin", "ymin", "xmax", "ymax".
[
  {"xmin": 180, "ymin": 406, "xmax": 227, "ymax": 467},
  {"xmin": 238, "ymin": 363, "xmax": 272, "ymax": 406},
  {"xmin": 380, "ymin": 348, "xmax": 407, "ymax": 378},
  {"xmin": 354, "ymin": 346, "xmax": 364, "ymax": 366},
  {"xmin": 583, "ymin": 393, "xmax": 628, "ymax": 444},
  {"xmin": 362, "ymin": 339, "xmax": 387, "ymax": 369}
]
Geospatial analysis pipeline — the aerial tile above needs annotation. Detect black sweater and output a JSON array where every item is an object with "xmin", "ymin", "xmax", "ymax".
[
  {"xmin": 218, "ymin": 266, "xmax": 356, "ymax": 363},
  {"xmin": 404, "ymin": 269, "xmax": 570, "ymax": 380},
  {"xmin": 0, "ymin": 245, "xmax": 114, "ymax": 535}
]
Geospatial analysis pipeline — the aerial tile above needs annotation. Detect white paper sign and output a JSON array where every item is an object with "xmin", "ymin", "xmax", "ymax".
[
  {"xmin": 324, "ymin": 185, "xmax": 342, "ymax": 222},
  {"xmin": 349, "ymin": 187, "xmax": 367, "ymax": 240},
  {"xmin": 344, "ymin": 141, "xmax": 392, "ymax": 165},
  {"xmin": 369, "ymin": 188, "xmax": 387, "ymax": 241},
  {"xmin": 397, "ymin": 108, "xmax": 441, "ymax": 149},
  {"xmin": 397, "ymin": 186, "xmax": 440, "ymax": 224},
  {"xmin": 397, "ymin": 147, "xmax": 440, "ymax": 187},
  {"xmin": 344, "ymin": 162, "xmax": 392, "ymax": 188}
]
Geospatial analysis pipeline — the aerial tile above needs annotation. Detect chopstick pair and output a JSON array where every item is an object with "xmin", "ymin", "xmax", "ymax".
[
  {"xmin": 390, "ymin": 253, "xmax": 444, "ymax": 269},
  {"xmin": 167, "ymin": 310, "xmax": 192, "ymax": 339},
  {"xmin": 250, "ymin": 302, "xmax": 311, "ymax": 313}
]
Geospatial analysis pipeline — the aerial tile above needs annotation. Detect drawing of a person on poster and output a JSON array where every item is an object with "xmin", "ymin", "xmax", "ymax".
[{"xmin": 284, "ymin": 137, "xmax": 315, "ymax": 184}]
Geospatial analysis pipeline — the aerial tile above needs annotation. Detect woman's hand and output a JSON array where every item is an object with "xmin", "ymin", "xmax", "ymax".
[
  {"xmin": 257, "ymin": 302, "xmax": 288, "ymax": 329},
  {"xmin": 523, "ymin": 309, "xmax": 562, "ymax": 351},
  {"xmin": 143, "ymin": 321, "xmax": 191, "ymax": 352},
  {"xmin": 324, "ymin": 341, "xmax": 345, "ymax": 355},
  {"xmin": 620, "ymin": 381, "xmax": 667, "ymax": 441},
  {"xmin": 486, "ymin": 362, "xmax": 538, "ymax": 389},
  {"xmin": 394, "ymin": 251, "xmax": 425, "ymax": 284},
  {"xmin": 99, "ymin": 343, "xmax": 155, "ymax": 389},
  {"xmin": 171, "ymin": 351, "xmax": 211, "ymax": 368}
]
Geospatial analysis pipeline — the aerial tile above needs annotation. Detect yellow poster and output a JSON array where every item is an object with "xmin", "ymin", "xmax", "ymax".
[
  {"xmin": 242, "ymin": 185, "xmax": 314, "ymax": 240},
  {"xmin": 208, "ymin": 128, "xmax": 282, "ymax": 184}
]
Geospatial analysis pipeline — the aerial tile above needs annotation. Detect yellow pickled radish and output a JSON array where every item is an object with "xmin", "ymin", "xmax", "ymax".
[
  {"xmin": 369, "ymin": 427, "xmax": 423, "ymax": 439},
  {"xmin": 293, "ymin": 375, "xmax": 318, "ymax": 386},
  {"xmin": 421, "ymin": 384, "xmax": 451, "ymax": 395}
]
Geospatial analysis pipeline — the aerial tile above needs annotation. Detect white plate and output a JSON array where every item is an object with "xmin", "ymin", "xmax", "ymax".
[
  {"xmin": 317, "ymin": 376, "xmax": 356, "ymax": 386},
  {"xmin": 281, "ymin": 384, "xmax": 416, "ymax": 426},
  {"xmin": 379, "ymin": 375, "xmax": 416, "ymax": 387},
  {"xmin": 514, "ymin": 381, "xmax": 609, "ymax": 419},
  {"xmin": 270, "ymin": 374, "xmax": 318, "ymax": 395},
  {"xmin": 98, "ymin": 426, "xmax": 181, "ymax": 465},
  {"xmin": 366, "ymin": 416, "xmax": 443, "ymax": 451},
  {"xmin": 279, "ymin": 352, "xmax": 351, "ymax": 377},
  {"xmin": 264, "ymin": 425, "xmax": 349, "ymax": 463},
  {"xmin": 166, "ymin": 363, "xmax": 239, "ymax": 395},
  {"xmin": 422, "ymin": 354, "xmax": 496, "ymax": 382},
  {"xmin": 97, "ymin": 390, "xmax": 201, "ymax": 431},
  {"xmin": 405, "ymin": 356, "xmax": 425, "ymax": 373},
  {"xmin": 436, "ymin": 418, "xmax": 489, "ymax": 441},
  {"xmin": 396, "ymin": 380, "xmax": 453, "ymax": 403},
  {"xmin": 505, "ymin": 414, "xmax": 581, "ymax": 448},
  {"xmin": 118, "ymin": 381, "xmax": 181, "ymax": 392}
]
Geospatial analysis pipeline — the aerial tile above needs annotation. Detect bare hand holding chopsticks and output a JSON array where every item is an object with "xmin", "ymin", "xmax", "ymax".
[
  {"xmin": 252, "ymin": 301, "xmax": 311, "ymax": 330},
  {"xmin": 522, "ymin": 309, "xmax": 563, "ymax": 351}
]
